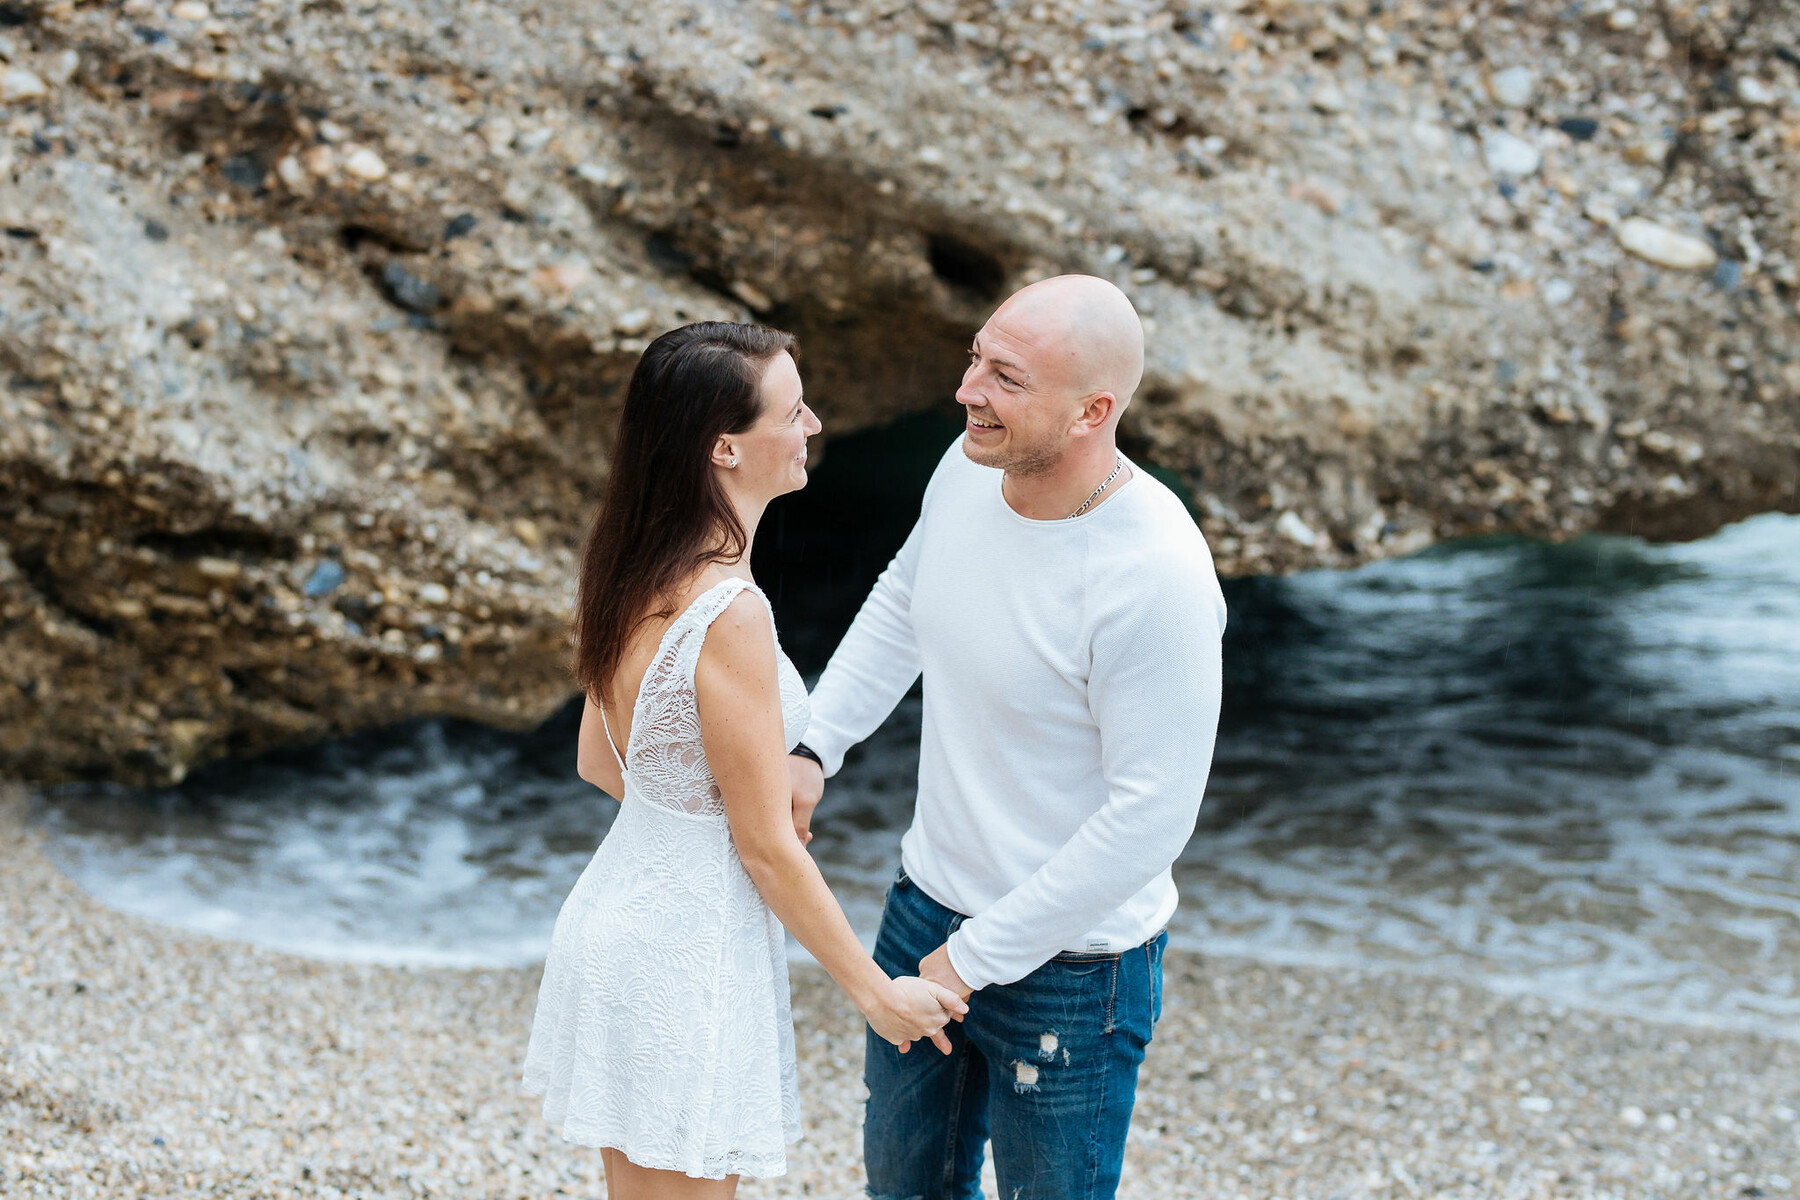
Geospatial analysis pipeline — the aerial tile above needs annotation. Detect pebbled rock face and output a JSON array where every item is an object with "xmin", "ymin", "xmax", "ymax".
[{"xmin": 1, "ymin": 0, "xmax": 1796, "ymax": 783}]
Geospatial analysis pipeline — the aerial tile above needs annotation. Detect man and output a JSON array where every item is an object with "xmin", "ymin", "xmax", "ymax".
[{"xmin": 788, "ymin": 274, "xmax": 1226, "ymax": 1200}]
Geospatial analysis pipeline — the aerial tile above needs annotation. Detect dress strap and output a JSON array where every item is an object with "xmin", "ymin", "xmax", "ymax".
[
  {"xmin": 672, "ymin": 577, "xmax": 759, "ymax": 684},
  {"xmin": 596, "ymin": 699, "xmax": 629, "ymax": 776}
]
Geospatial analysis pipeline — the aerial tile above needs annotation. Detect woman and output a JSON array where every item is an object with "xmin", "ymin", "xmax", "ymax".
[{"xmin": 522, "ymin": 322, "xmax": 964, "ymax": 1197}]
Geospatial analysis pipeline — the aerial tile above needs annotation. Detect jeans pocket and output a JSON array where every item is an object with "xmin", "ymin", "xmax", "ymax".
[{"xmin": 1112, "ymin": 936, "xmax": 1163, "ymax": 1045}]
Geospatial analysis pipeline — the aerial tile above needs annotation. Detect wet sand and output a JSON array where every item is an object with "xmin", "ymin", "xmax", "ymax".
[{"xmin": 4, "ymin": 786, "xmax": 1796, "ymax": 1198}]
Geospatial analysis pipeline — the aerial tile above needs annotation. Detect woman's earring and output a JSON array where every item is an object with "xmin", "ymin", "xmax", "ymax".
[{"xmin": 728, "ymin": 457, "xmax": 738, "ymax": 467}]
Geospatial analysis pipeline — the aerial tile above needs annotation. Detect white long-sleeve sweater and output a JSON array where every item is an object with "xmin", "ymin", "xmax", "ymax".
[{"xmin": 803, "ymin": 438, "xmax": 1227, "ymax": 991}]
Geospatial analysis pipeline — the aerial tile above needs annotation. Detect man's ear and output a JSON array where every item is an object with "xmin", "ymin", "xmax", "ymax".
[{"xmin": 1069, "ymin": 390, "xmax": 1117, "ymax": 436}]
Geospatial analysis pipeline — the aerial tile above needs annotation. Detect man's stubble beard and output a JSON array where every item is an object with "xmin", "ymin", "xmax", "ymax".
[{"xmin": 962, "ymin": 431, "xmax": 1064, "ymax": 479}]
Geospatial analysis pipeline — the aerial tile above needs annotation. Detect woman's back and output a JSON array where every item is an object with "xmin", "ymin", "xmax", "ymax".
[{"xmin": 593, "ymin": 575, "xmax": 809, "ymax": 816}]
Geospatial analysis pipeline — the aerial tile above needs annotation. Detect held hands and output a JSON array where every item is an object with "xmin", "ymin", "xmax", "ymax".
[
  {"xmin": 787, "ymin": 753, "xmax": 824, "ymax": 846},
  {"xmin": 865, "ymin": 975, "xmax": 968, "ymax": 1056},
  {"xmin": 919, "ymin": 942, "xmax": 973, "ymax": 1002}
]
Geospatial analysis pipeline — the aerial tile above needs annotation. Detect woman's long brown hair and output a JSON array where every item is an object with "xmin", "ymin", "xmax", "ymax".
[{"xmin": 572, "ymin": 321, "xmax": 798, "ymax": 704}]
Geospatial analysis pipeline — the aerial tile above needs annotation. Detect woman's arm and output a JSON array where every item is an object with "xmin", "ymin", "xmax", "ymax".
[
  {"xmin": 575, "ymin": 694, "xmax": 626, "ymax": 800},
  {"xmin": 697, "ymin": 593, "xmax": 964, "ymax": 1051}
]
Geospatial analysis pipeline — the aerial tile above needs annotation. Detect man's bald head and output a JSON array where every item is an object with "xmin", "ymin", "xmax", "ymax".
[{"xmin": 990, "ymin": 274, "xmax": 1145, "ymax": 414}]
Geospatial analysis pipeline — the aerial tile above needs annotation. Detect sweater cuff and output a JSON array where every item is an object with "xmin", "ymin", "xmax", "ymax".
[
  {"xmin": 799, "ymin": 717, "xmax": 847, "ymax": 777},
  {"xmin": 943, "ymin": 927, "xmax": 993, "ymax": 994}
]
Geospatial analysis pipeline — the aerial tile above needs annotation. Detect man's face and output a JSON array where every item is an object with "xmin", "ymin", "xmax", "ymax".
[{"xmin": 954, "ymin": 309, "xmax": 1085, "ymax": 477}]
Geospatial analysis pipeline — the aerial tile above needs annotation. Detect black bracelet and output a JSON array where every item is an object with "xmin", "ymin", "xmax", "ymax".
[{"xmin": 790, "ymin": 742, "xmax": 824, "ymax": 768}]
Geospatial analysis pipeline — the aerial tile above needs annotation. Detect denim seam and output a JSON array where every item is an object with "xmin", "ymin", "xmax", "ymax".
[
  {"xmin": 934, "ymin": 909, "xmax": 968, "ymax": 1196},
  {"xmin": 1083, "ymin": 1002, "xmax": 1112, "ymax": 1200},
  {"xmin": 937, "ymin": 1030, "xmax": 973, "ymax": 1196}
]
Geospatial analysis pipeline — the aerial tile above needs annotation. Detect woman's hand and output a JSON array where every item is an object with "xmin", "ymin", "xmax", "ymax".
[{"xmin": 863, "ymin": 976, "xmax": 968, "ymax": 1055}]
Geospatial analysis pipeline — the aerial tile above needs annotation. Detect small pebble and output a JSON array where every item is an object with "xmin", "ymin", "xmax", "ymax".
[
  {"xmin": 731, "ymin": 280, "xmax": 772, "ymax": 311},
  {"xmin": 44, "ymin": 49, "xmax": 79, "ymax": 85},
  {"xmin": 342, "ymin": 147, "xmax": 389, "ymax": 181},
  {"xmin": 1482, "ymin": 130, "xmax": 1541, "ymax": 178},
  {"xmin": 0, "ymin": 65, "xmax": 48, "ymax": 104},
  {"xmin": 1487, "ymin": 66, "xmax": 1534, "ymax": 108},
  {"xmin": 301, "ymin": 561, "xmax": 346, "ymax": 598},
  {"xmin": 1616, "ymin": 217, "xmax": 1717, "ymax": 271},
  {"xmin": 381, "ymin": 262, "xmax": 441, "ymax": 313},
  {"xmin": 1275, "ymin": 511, "xmax": 1319, "ymax": 547},
  {"xmin": 1735, "ymin": 77, "xmax": 1775, "ymax": 107},
  {"xmin": 275, "ymin": 155, "xmax": 307, "ymax": 190},
  {"xmin": 302, "ymin": 145, "xmax": 335, "ymax": 177}
]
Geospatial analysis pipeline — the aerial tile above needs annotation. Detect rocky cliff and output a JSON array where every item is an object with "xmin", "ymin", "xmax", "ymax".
[{"xmin": 2, "ymin": 0, "xmax": 1796, "ymax": 783}]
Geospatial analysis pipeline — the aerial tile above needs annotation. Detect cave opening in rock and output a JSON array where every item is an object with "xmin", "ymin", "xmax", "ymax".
[{"xmin": 925, "ymin": 233, "xmax": 1007, "ymax": 300}]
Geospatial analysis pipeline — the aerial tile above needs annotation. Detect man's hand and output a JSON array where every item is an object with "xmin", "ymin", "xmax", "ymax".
[
  {"xmin": 788, "ymin": 753, "xmax": 824, "ymax": 846},
  {"xmin": 919, "ymin": 942, "xmax": 973, "ymax": 1004},
  {"xmin": 899, "ymin": 945, "xmax": 971, "ymax": 1052}
]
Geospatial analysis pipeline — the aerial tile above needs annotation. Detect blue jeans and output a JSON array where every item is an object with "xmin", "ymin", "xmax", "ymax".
[{"xmin": 863, "ymin": 869, "xmax": 1166, "ymax": 1200}]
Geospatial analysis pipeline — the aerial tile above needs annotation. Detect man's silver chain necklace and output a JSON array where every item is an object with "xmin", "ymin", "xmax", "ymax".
[{"xmin": 1068, "ymin": 453, "xmax": 1125, "ymax": 519}]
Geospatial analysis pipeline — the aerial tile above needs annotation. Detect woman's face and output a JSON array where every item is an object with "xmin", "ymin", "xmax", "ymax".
[{"xmin": 726, "ymin": 352, "xmax": 820, "ymax": 500}]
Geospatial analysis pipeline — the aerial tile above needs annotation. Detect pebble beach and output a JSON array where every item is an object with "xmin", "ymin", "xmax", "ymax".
[{"xmin": 4, "ymin": 785, "xmax": 1797, "ymax": 1199}]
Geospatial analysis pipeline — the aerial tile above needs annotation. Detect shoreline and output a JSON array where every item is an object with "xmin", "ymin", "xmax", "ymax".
[{"xmin": 5, "ymin": 787, "xmax": 1797, "ymax": 1198}]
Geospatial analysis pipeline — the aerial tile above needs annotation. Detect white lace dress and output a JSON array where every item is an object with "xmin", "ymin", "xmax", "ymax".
[{"xmin": 521, "ymin": 577, "xmax": 807, "ymax": 1179}]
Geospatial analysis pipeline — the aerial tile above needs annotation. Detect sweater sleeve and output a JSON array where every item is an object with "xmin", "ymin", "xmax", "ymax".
[
  {"xmin": 802, "ymin": 442, "xmax": 965, "ymax": 776},
  {"xmin": 944, "ymin": 557, "xmax": 1226, "ymax": 990}
]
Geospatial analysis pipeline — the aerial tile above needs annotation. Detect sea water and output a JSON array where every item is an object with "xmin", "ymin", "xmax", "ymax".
[{"xmin": 33, "ymin": 512, "xmax": 1800, "ymax": 1037}]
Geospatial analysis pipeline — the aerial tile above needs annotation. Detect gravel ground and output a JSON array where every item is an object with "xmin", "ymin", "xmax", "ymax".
[{"xmin": 4, "ymin": 785, "xmax": 1797, "ymax": 1199}]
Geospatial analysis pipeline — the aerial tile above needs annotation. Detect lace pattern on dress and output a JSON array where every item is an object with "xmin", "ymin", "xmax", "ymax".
[{"xmin": 622, "ymin": 577, "xmax": 806, "ymax": 816}]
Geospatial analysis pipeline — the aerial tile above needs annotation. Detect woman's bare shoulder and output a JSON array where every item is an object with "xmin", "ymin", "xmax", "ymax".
[{"xmin": 696, "ymin": 588, "xmax": 775, "ymax": 672}]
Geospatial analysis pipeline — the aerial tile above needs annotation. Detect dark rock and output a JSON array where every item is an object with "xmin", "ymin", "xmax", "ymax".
[
  {"xmin": 380, "ymin": 262, "xmax": 442, "ymax": 313},
  {"xmin": 1558, "ymin": 117, "xmax": 1599, "ymax": 141},
  {"xmin": 221, "ymin": 154, "xmax": 265, "ymax": 189},
  {"xmin": 443, "ymin": 212, "xmax": 478, "ymax": 239},
  {"xmin": 143, "ymin": 219, "xmax": 169, "ymax": 241}
]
